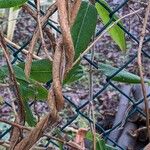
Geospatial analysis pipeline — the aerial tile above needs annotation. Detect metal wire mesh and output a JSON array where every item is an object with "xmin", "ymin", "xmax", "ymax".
[{"xmin": 0, "ymin": 0, "xmax": 150, "ymax": 149}]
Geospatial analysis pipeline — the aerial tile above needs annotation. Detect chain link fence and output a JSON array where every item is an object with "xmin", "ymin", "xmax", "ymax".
[{"xmin": 0, "ymin": 0, "xmax": 150, "ymax": 149}]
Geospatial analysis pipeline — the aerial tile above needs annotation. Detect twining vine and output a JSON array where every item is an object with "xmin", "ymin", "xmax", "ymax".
[{"xmin": 0, "ymin": 0, "xmax": 150, "ymax": 150}]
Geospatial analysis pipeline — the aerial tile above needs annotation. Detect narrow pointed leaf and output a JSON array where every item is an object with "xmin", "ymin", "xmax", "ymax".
[
  {"xmin": 24, "ymin": 100, "xmax": 36, "ymax": 127},
  {"xmin": 95, "ymin": 0, "xmax": 126, "ymax": 51},
  {"xmin": 71, "ymin": 1, "xmax": 97, "ymax": 60},
  {"xmin": 99, "ymin": 63, "xmax": 150, "ymax": 84}
]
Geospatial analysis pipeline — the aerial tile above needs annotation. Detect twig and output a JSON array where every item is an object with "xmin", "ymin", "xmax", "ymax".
[
  {"xmin": 24, "ymin": 2, "xmax": 56, "ymax": 79},
  {"xmin": 0, "ymin": 119, "xmax": 81, "ymax": 150},
  {"xmin": 5, "ymin": 37, "xmax": 41, "ymax": 60},
  {"xmin": 0, "ymin": 83, "xmax": 9, "ymax": 87},
  {"xmin": 73, "ymin": 8, "xmax": 143, "ymax": 66},
  {"xmin": 51, "ymin": 0, "xmax": 76, "ymax": 111},
  {"xmin": 0, "ymin": 118, "xmax": 82, "ymax": 150},
  {"xmin": 137, "ymin": 0, "xmax": 150, "ymax": 142},
  {"xmin": 52, "ymin": 40, "xmax": 64, "ymax": 111},
  {"xmin": 0, "ymin": 119, "xmax": 30, "ymax": 131},
  {"xmin": 12, "ymin": 1, "xmax": 79, "ymax": 149},
  {"xmin": 14, "ymin": 112, "xmax": 58, "ymax": 150},
  {"xmin": 0, "ymin": 33, "xmax": 25, "ymax": 123},
  {"xmin": 36, "ymin": 0, "xmax": 53, "ymax": 62},
  {"xmin": 88, "ymin": 37, "xmax": 96, "ymax": 150},
  {"xmin": 130, "ymin": 0, "xmax": 148, "ymax": 6},
  {"xmin": 44, "ymin": 134, "xmax": 83, "ymax": 150},
  {"xmin": 70, "ymin": 0, "xmax": 81, "ymax": 26},
  {"xmin": 22, "ymin": 4, "xmax": 56, "ymax": 51},
  {"xmin": 0, "ymin": 32, "xmax": 25, "ymax": 148},
  {"xmin": 0, "ymin": 140, "xmax": 10, "ymax": 148},
  {"xmin": 14, "ymin": 3, "xmax": 59, "ymax": 149},
  {"xmin": 129, "ymin": 6, "xmax": 150, "ymax": 32},
  {"xmin": 7, "ymin": 87, "xmax": 18, "ymax": 120},
  {"xmin": 57, "ymin": 0, "xmax": 74, "ymax": 73}
]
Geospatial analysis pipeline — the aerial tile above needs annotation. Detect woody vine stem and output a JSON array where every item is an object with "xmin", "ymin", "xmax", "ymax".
[{"xmin": 137, "ymin": 0, "xmax": 150, "ymax": 142}]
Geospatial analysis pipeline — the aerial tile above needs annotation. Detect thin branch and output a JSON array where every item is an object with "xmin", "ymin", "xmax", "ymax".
[
  {"xmin": 0, "ymin": 83, "xmax": 10, "ymax": 87},
  {"xmin": 0, "ymin": 32, "xmax": 25, "ymax": 148},
  {"xmin": 0, "ymin": 119, "xmax": 82, "ymax": 150},
  {"xmin": 137, "ymin": 0, "xmax": 150, "ymax": 142},
  {"xmin": 7, "ymin": 87, "xmax": 18, "ymax": 120},
  {"xmin": 130, "ymin": 0, "xmax": 148, "ymax": 6},
  {"xmin": 57, "ymin": 0, "xmax": 75, "ymax": 73},
  {"xmin": 70, "ymin": 0, "xmax": 81, "ymax": 26},
  {"xmin": 44, "ymin": 134, "xmax": 84, "ymax": 150},
  {"xmin": 88, "ymin": 37, "xmax": 96, "ymax": 150},
  {"xmin": 0, "ymin": 140, "xmax": 10, "ymax": 148},
  {"xmin": 0, "ymin": 119, "xmax": 30, "ymax": 131},
  {"xmin": 5, "ymin": 37, "xmax": 41, "ymax": 60},
  {"xmin": 22, "ymin": 4, "xmax": 56, "ymax": 51},
  {"xmin": 36, "ymin": 0, "xmax": 53, "ymax": 61},
  {"xmin": 24, "ymin": 2, "xmax": 56, "ymax": 79},
  {"xmin": 73, "ymin": 8, "xmax": 143, "ymax": 66},
  {"xmin": 129, "ymin": 6, "xmax": 150, "ymax": 32},
  {"xmin": 0, "ymin": 33, "xmax": 25, "ymax": 123},
  {"xmin": 52, "ymin": 40, "xmax": 64, "ymax": 111},
  {"xmin": 14, "ymin": 112, "xmax": 58, "ymax": 150}
]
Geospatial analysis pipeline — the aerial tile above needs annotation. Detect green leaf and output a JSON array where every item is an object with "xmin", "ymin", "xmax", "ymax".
[
  {"xmin": 24, "ymin": 100, "xmax": 36, "ymax": 127},
  {"xmin": 64, "ymin": 64, "xmax": 83, "ymax": 84},
  {"xmin": 58, "ymin": 142, "xmax": 63, "ymax": 150},
  {"xmin": 13, "ymin": 66, "xmax": 28, "ymax": 81},
  {"xmin": 0, "ymin": 59, "xmax": 83, "ymax": 100},
  {"xmin": 19, "ymin": 79, "xmax": 48, "ymax": 101},
  {"xmin": 1, "ymin": 65, "xmax": 28, "ymax": 82},
  {"xmin": 0, "ymin": 0, "xmax": 28, "ymax": 8},
  {"xmin": 96, "ymin": 138, "xmax": 106, "ymax": 150},
  {"xmin": 86, "ymin": 131, "xmax": 93, "ymax": 141},
  {"xmin": 0, "ymin": 67, "xmax": 7, "ymax": 82},
  {"xmin": 98, "ymin": 63, "xmax": 150, "ymax": 84},
  {"xmin": 95, "ymin": 0, "xmax": 126, "ymax": 52},
  {"xmin": 0, "ymin": 65, "xmax": 48, "ymax": 100},
  {"xmin": 71, "ymin": 1, "xmax": 97, "ymax": 60},
  {"xmin": 18, "ymin": 59, "xmax": 52, "ymax": 83},
  {"xmin": 5, "ymin": 1, "xmax": 97, "ymax": 86},
  {"xmin": 86, "ymin": 131, "xmax": 101, "ymax": 142},
  {"xmin": 86, "ymin": 131, "xmax": 117, "ymax": 150},
  {"xmin": 18, "ymin": 59, "xmax": 84, "ymax": 84}
]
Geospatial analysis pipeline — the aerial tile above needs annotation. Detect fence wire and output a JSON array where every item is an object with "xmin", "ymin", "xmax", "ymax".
[{"xmin": 0, "ymin": 0, "xmax": 150, "ymax": 150}]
